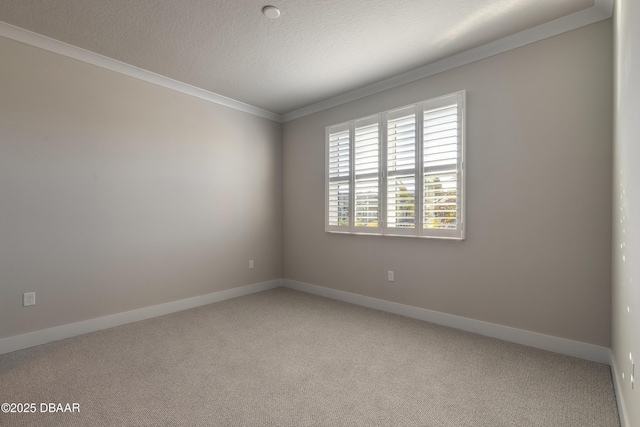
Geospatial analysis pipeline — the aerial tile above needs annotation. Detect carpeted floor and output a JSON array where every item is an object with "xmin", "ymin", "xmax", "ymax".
[{"xmin": 0, "ymin": 287, "xmax": 620, "ymax": 426}]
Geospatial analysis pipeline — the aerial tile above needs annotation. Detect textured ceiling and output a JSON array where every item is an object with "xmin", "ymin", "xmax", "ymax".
[{"xmin": 0, "ymin": 0, "xmax": 595, "ymax": 115}]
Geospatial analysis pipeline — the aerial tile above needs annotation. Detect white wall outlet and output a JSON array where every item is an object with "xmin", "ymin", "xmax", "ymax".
[
  {"xmin": 23, "ymin": 292, "xmax": 36, "ymax": 307},
  {"xmin": 249, "ymin": 260, "xmax": 254, "ymax": 269},
  {"xmin": 387, "ymin": 271, "xmax": 395, "ymax": 282}
]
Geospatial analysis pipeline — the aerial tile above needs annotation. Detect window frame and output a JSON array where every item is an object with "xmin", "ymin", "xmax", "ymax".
[{"xmin": 325, "ymin": 91, "xmax": 466, "ymax": 240}]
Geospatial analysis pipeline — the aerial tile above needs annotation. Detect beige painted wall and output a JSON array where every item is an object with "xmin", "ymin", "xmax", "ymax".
[
  {"xmin": 283, "ymin": 20, "xmax": 612, "ymax": 347},
  {"xmin": 613, "ymin": 0, "xmax": 640, "ymax": 424},
  {"xmin": 0, "ymin": 36, "xmax": 282, "ymax": 339}
]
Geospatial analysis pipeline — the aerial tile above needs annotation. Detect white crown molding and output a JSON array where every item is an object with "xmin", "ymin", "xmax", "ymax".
[
  {"xmin": 1, "ymin": 0, "xmax": 613, "ymax": 125},
  {"xmin": 283, "ymin": 279, "xmax": 612, "ymax": 365},
  {"xmin": 0, "ymin": 279, "xmax": 282, "ymax": 355},
  {"xmin": 0, "ymin": 21, "xmax": 283, "ymax": 123},
  {"xmin": 282, "ymin": 1, "xmax": 614, "ymax": 122}
]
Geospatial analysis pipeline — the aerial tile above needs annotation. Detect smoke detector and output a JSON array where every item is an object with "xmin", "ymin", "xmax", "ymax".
[{"xmin": 262, "ymin": 5, "xmax": 280, "ymax": 19}]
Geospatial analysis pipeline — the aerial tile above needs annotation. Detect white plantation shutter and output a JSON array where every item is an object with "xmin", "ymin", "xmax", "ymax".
[
  {"xmin": 354, "ymin": 117, "xmax": 380, "ymax": 231},
  {"xmin": 327, "ymin": 124, "xmax": 350, "ymax": 230},
  {"xmin": 421, "ymin": 93, "xmax": 464, "ymax": 238},
  {"xmin": 325, "ymin": 91, "xmax": 465, "ymax": 239},
  {"xmin": 387, "ymin": 107, "xmax": 417, "ymax": 231}
]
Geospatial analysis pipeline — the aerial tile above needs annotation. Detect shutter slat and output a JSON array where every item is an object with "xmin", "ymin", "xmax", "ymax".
[{"xmin": 424, "ymin": 130, "xmax": 457, "ymax": 142}]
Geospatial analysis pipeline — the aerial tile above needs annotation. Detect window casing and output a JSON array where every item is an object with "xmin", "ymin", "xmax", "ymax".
[{"xmin": 325, "ymin": 91, "xmax": 465, "ymax": 240}]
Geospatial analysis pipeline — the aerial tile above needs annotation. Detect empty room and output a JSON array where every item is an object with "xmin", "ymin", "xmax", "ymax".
[{"xmin": 0, "ymin": 0, "xmax": 637, "ymax": 426}]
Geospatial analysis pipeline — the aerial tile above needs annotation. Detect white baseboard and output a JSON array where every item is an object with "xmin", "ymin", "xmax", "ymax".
[
  {"xmin": 0, "ymin": 279, "xmax": 282, "ymax": 355},
  {"xmin": 0, "ymin": 277, "xmax": 612, "ymax": 367},
  {"xmin": 283, "ymin": 279, "xmax": 611, "ymax": 365},
  {"xmin": 609, "ymin": 351, "xmax": 630, "ymax": 427}
]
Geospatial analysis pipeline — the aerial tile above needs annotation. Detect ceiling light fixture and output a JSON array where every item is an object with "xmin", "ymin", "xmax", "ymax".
[{"xmin": 262, "ymin": 5, "xmax": 280, "ymax": 19}]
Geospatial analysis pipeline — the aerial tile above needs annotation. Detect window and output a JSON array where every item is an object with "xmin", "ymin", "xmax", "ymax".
[{"xmin": 325, "ymin": 91, "xmax": 465, "ymax": 240}]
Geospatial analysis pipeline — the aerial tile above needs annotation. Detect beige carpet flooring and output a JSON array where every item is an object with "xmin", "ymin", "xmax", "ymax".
[{"xmin": 0, "ymin": 287, "xmax": 620, "ymax": 426}]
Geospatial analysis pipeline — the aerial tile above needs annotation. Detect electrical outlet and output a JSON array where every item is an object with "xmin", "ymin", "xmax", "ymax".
[
  {"xmin": 249, "ymin": 260, "xmax": 254, "ymax": 269},
  {"xmin": 387, "ymin": 271, "xmax": 395, "ymax": 282},
  {"xmin": 23, "ymin": 292, "xmax": 36, "ymax": 307}
]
